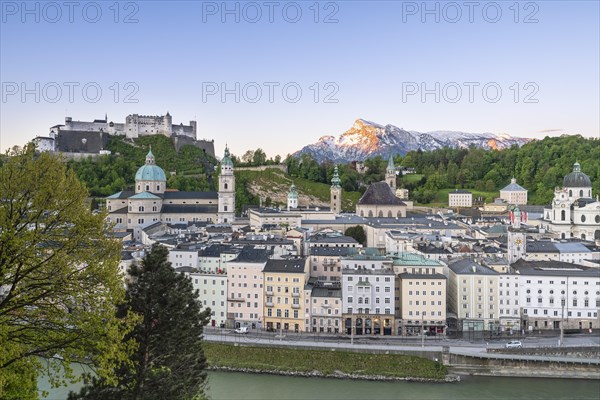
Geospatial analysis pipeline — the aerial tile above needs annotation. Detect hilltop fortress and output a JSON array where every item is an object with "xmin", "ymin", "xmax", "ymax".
[{"xmin": 34, "ymin": 112, "xmax": 215, "ymax": 157}]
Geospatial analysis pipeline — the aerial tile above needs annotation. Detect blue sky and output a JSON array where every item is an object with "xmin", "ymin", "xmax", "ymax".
[{"xmin": 1, "ymin": 0, "xmax": 598, "ymax": 158}]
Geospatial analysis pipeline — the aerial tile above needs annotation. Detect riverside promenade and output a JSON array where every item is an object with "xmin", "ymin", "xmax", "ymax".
[{"xmin": 204, "ymin": 328, "xmax": 600, "ymax": 378}]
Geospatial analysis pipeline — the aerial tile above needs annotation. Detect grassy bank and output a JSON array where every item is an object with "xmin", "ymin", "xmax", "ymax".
[{"xmin": 203, "ymin": 343, "xmax": 447, "ymax": 380}]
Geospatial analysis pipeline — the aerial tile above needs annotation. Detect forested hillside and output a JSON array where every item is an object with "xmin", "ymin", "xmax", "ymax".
[
  {"xmin": 62, "ymin": 134, "xmax": 598, "ymax": 208},
  {"xmin": 285, "ymin": 135, "xmax": 599, "ymax": 205},
  {"xmin": 68, "ymin": 135, "xmax": 217, "ymax": 197}
]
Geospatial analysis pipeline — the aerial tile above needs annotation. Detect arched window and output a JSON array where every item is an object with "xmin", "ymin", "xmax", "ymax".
[
  {"xmin": 145, "ymin": 185, "xmax": 149, "ymax": 191},
  {"xmin": 387, "ymin": 211, "xmax": 392, "ymax": 218},
  {"xmin": 360, "ymin": 210, "xmax": 364, "ymax": 217},
  {"xmin": 368, "ymin": 210, "xmax": 373, "ymax": 217},
  {"xmin": 397, "ymin": 211, "xmax": 403, "ymax": 218},
  {"xmin": 156, "ymin": 185, "xmax": 160, "ymax": 191},
  {"xmin": 581, "ymin": 215, "xmax": 586, "ymax": 223},
  {"xmin": 596, "ymin": 215, "xmax": 600, "ymax": 224},
  {"xmin": 561, "ymin": 210, "xmax": 566, "ymax": 221},
  {"xmin": 569, "ymin": 190, "xmax": 572, "ymax": 197},
  {"xmin": 378, "ymin": 211, "xmax": 383, "ymax": 217},
  {"xmin": 224, "ymin": 183, "xmax": 228, "ymax": 190},
  {"xmin": 581, "ymin": 233, "xmax": 586, "ymax": 240},
  {"xmin": 561, "ymin": 233, "xmax": 566, "ymax": 239},
  {"xmin": 580, "ymin": 190, "xmax": 584, "ymax": 197}
]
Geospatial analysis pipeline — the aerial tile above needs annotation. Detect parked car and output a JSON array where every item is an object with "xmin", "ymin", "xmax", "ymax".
[
  {"xmin": 234, "ymin": 327, "xmax": 249, "ymax": 334},
  {"xmin": 505, "ymin": 340, "xmax": 522, "ymax": 349}
]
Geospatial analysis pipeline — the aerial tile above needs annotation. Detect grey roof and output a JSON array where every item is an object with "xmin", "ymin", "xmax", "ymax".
[
  {"xmin": 160, "ymin": 204, "xmax": 218, "ymax": 214},
  {"xmin": 231, "ymin": 246, "xmax": 272, "ymax": 263},
  {"xmin": 366, "ymin": 217, "xmax": 462, "ymax": 230},
  {"xmin": 554, "ymin": 242, "xmax": 591, "ymax": 253},
  {"xmin": 232, "ymin": 238, "xmax": 294, "ymax": 246},
  {"xmin": 526, "ymin": 241, "xmax": 559, "ymax": 253},
  {"xmin": 358, "ymin": 182, "xmax": 406, "ymax": 206},
  {"xmin": 501, "ymin": 181, "xmax": 527, "ymax": 192},
  {"xmin": 107, "ymin": 190, "xmax": 134, "ymax": 199},
  {"xmin": 263, "ymin": 258, "xmax": 307, "ymax": 273},
  {"xmin": 109, "ymin": 206, "xmax": 128, "ymax": 215},
  {"xmin": 120, "ymin": 251, "xmax": 134, "ymax": 260},
  {"xmin": 511, "ymin": 259, "xmax": 600, "ymax": 277},
  {"xmin": 162, "ymin": 191, "xmax": 218, "ymax": 200},
  {"xmin": 309, "ymin": 235, "xmax": 359, "ymax": 244},
  {"xmin": 448, "ymin": 259, "xmax": 499, "ymax": 275},
  {"xmin": 311, "ymin": 286, "xmax": 342, "ymax": 298},
  {"xmin": 199, "ymin": 244, "xmax": 234, "ymax": 258},
  {"xmin": 309, "ymin": 247, "xmax": 358, "ymax": 257},
  {"xmin": 399, "ymin": 273, "xmax": 447, "ymax": 280},
  {"xmin": 574, "ymin": 198, "xmax": 596, "ymax": 208}
]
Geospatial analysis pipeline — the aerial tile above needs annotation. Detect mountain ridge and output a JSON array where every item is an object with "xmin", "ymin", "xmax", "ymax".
[{"xmin": 294, "ymin": 119, "xmax": 531, "ymax": 163}]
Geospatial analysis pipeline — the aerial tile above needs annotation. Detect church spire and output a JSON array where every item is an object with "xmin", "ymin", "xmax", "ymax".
[
  {"xmin": 145, "ymin": 146, "xmax": 155, "ymax": 165},
  {"xmin": 386, "ymin": 152, "xmax": 395, "ymax": 174},
  {"xmin": 331, "ymin": 165, "xmax": 341, "ymax": 188}
]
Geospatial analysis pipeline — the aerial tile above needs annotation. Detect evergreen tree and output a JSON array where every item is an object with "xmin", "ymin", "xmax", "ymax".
[
  {"xmin": 70, "ymin": 244, "xmax": 211, "ymax": 400},
  {"xmin": 345, "ymin": 225, "xmax": 367, "ymax": 245}
]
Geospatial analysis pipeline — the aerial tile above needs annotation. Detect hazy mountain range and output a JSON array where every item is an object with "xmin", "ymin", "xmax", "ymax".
[{"xmin": 293, "ymin": 119, "xmax": 531, "ymax": 163}]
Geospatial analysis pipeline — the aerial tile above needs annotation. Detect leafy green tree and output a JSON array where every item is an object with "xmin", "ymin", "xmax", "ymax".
[
  {"xmin": 0, "ymin": 145, "xmax": 134, "ymax": 398},
  {"xmin": 345, "ymin": 226, "xmax": 366, "ymax": 245},
  {"xmin": 252, "ymin": 148, "xmax": 267, "ymax": 166},
  {"xmin": 69, "ymin": 244, "xmax": 211, "ymax": 400}
]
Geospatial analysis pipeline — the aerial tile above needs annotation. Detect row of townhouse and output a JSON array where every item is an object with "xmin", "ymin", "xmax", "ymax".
[
  {"xmin": 446, "ymin": 258, "xmax": 600, "ymax": 334},
  {"xmin": 169, "ymin": 239, "xmax": 599, "ymax": 335}
]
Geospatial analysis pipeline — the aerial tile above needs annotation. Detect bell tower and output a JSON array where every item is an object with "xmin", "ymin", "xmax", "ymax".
[
  {"xmin": 386, "ymin": 153, "xmax": 396, "ymax": 190},
  {"xmin": 330, "ymin": 165, "xmax": 342, "ymax": 214},
  {"xmin": 218, "ymin": 145, "xmax": 235, "ymax": 223}
]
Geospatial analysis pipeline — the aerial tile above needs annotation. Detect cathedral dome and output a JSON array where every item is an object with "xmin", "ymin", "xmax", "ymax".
[
  {"xmin": 135, "ymin": 149, "xmax": 167, "ymax": 182},
  {"xmin": 563, "ymin": 162, "xmax": 591, "ymax": 188}
]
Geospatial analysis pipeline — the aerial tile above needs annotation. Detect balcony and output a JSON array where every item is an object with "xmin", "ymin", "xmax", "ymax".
[
  {"xmin": 292, "ymin": 303, "xmax": 301, "ymax": 309},
  {"xmin": 266, "ymin": 301, "xmax": 274, "ymax": 307},
  {"xmin": 266, "ymin": 289, "xmax": 274, "ymax": 296},
  {"xmin": 228, "ymin": 297, "xmax": 244, "ymax": 302},
  {"xmin": 292, "ymin": 292, "xmax": 300, "ymax": 298}
]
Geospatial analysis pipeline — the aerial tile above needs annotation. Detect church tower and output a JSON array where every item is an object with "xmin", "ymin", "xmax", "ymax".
[
  {"xmin": 508, "ymin": 206, "xmax": 526, "ymax": 264},
  {"xmin": 218, "ymin": 146, "xmax": 235, "ymax": 223},
  {"xmin": 330, "ymin": 165, "xmax": 342, "ymax": 214},
  {"xmin": 287, "ymin": 183, "xmax": 299, "ymax": 211},
  {"xmin": 386, "ymin": 153, "xmax": 396, "ymax": 190}
]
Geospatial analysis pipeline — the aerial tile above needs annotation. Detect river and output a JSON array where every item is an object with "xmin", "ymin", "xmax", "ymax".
[{"xmin": 39, "ymin": 368, "xmax": 600, "ymax": 400}]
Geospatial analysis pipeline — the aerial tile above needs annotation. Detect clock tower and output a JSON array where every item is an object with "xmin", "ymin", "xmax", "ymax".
[{"xmin": 508, "ymin": 206, "xmax": 526, "ymax": 264}]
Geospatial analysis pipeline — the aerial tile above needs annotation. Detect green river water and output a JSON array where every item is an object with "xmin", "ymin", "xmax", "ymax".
[{"xmin": 39, "ymin": 367, "xmax": 600, "ymax": 400}]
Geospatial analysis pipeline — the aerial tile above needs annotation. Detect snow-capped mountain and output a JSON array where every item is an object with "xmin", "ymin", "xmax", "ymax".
[{"xmin": 294, "ymin": 119, "xmax": 531, "ymax": 163}]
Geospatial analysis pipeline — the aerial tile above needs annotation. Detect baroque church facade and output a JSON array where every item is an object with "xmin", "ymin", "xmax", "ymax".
[
  {"xmin": 106, "ymin": 147, "xmax": 235, "ymax": 240},
  {"xmin": 542, "ymin": 163, "xmax": 600, "ymax": 241}
]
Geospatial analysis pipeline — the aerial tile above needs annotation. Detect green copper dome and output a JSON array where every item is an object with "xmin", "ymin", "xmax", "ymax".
[
  {"xmin": 331, "ymin": 165, "xmax": 341, "ymax": 188},
  {"xmin": 135, "ymin": 149, "xmax": 167, "ymax": 182},
  {"xmin": 221, "ymin": 146, "xmax": 233, "ymax": 167},
  {"xmin": 288, "ymin": 183, "xmax": 299, "ymax": 199}
]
